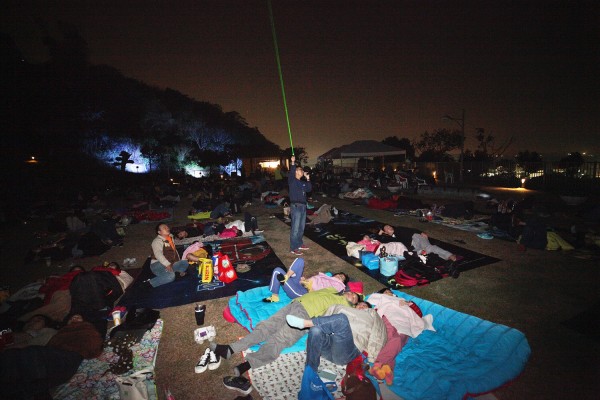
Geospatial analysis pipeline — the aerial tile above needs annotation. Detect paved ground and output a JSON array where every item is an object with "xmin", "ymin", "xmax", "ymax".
[{"xmin": 2, "ymin": 187, "xmax": 599, "ymax": 399}]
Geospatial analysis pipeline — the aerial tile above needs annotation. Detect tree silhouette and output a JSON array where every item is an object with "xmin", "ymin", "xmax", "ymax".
[
  {"xmin": 113, "ymin": 151, "xmax": 134, "ymax": 171},
  {"xmin": 414, "ymin": 129, "xmax": 462, "ymax": 161},
  {"xmin": 382, "ymin": 136, "xmax": 415, "ymax": 160}
]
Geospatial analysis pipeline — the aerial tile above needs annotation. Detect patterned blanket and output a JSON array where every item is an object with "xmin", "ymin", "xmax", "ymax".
[
  {"xmin": 51, "ymin": 319, "xmax": 163, "ymax": 400},
  {"xmin": 245, "ymin": 349, "xmax": 346, "ymax": 400}
]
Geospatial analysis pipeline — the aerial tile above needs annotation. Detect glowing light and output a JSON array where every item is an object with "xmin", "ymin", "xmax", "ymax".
[
  {"xmin": 125, "ymin": 163, "xmax": 148, "ymax": 173},
  {"xmin": 260, "ymin": 161, "xmax": 280, "ymax": 169},
  {"xmin": 432, "ymin": 170, "xmax": 437, "ymax": 179},
  {"xmin": 31, "ymin": 156, "xmax": 35, "ymax": 160},
  {"xmin": 521, "ymin": 178, "xmax": 526, "ymax": 188},
  {"xmin": 220, "ymin": 159, "xmax": 243, "ymax": 176}
]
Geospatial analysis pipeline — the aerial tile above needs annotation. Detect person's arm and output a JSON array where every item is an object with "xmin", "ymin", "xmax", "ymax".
[{"xmin": 288, "ymin": 156, "xmax": 296, "ymax": 184}]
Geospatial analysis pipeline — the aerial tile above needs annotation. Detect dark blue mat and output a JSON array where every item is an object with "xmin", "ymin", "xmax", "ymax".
[
  {"xmin": 277, "ymin": 210, "xmax": 500, "ymax": 288},
  {"xmin": 117, "ymin": 240, "xmax": 284, "ymax": 309}
]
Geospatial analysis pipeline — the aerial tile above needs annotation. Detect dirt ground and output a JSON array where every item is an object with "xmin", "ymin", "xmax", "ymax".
[{"xmin": 2, "ymin": 188, "xmax": 599, "ymax": 399}]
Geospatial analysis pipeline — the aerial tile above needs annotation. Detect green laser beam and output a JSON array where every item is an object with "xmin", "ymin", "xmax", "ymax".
[{"xmin": 267, "ymin": 0, "xmax": 294, "ymax": 155}]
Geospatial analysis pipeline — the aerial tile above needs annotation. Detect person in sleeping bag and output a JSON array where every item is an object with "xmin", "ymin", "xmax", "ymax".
[
  {"xmin": 210, "ymin": 288, "xmax": 361, "ymax": 377},
  {"xmin": 368, "ymin": 288, "xmax": 435, "ymax": 385},
  {"xmin": 285, "ymin": 301, "xmax": 387, "ymax": 370},
  {"xmin": 262, "ymin": 258, "xmax": 348, "ymax": 303}
]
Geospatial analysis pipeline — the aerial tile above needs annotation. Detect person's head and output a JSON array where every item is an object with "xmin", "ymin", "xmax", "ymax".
[
  {"xmin": 343, "ymin": 291, "xmax": 360, "ymax": 305},
  {"xmin": 382, "ymin": 224, "xmax": 395, "ymax": 236},
  {"xmin": 377, "ymin": 287, "xmax": 395, "ymax": 296},
  {"xmin": 177, "ymin": 230, "xmax": 189, "ymax": 239},
  {"xmin": 355, "ymin": 301, "xmax": 372, "ymax": 310},
  {"xmin": 295, "ymin": 165, "xmax": 304, "ymax": 180},
  {"xmin": 156, "ymin": 223, "xmax": 170, "ymax": 237},
  {"xmin": 332, "ymin": 272, "xmax": 349, "ymax": 285},
  {"xmin": 107, "ymin": 261, "xmax": 121, "ymax": 270},
  {"xmin": 69, "ymin": 265, "xmax": 85, "ymax": 273}
]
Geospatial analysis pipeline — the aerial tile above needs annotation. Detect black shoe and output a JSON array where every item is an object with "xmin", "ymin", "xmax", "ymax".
[
  {"xmin": 276, "ymin": 273, "xmax": 287, "ymax": 283},
  {"xmin": 223, "ymin": 376, "xmax": 252, "ymax": 395},
  {"xmin": 447, "ymin": 262, "xmax": 460, "ymax": 279}
]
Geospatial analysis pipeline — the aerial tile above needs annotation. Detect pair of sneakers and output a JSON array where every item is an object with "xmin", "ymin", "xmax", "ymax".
[
  {"xmin": 195, "ymin": 347, "xmax": 221, "ymax": 373},
  {"xmin": 290, "ymin": 246, "xmax": 309, "ymax": 256},
  {"xmin": 123, "ymin": 258, "xmax": 136, "ymax": 267}
]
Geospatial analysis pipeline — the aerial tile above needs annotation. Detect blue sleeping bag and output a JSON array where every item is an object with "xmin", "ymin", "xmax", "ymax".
[
  {"xmin": 228, "ymin": 286, "xmax": 307, "ymax": 353},
  {"xmin": 228, "ymin": 286, "xmax": 531, "ymax": 399}
]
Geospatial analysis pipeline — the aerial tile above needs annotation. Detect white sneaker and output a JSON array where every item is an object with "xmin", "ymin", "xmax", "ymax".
[
  {"xmin": 208, "ymin": 350, "xmax": 221, "ymax": 370},
  {"xmin": 195, "ymin": 348, "xmax": 210, "ymax": 373}
]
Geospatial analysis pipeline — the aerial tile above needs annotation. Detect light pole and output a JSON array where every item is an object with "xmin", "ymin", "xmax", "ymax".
[{"xmin": 442, "ymin": 109, "xmax": 466, "ymax": 184}]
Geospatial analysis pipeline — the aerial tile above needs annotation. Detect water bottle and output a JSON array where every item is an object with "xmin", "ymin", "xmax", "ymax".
[
  {"xmin": 211, "ymin": 252, "xmax": 220, "ymax": 281},
  {"xmin": 194, "ymin": 304, "xmax": 206, "ymax": 326}
]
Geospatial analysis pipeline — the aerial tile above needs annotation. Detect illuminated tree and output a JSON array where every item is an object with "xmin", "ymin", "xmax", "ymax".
[{"xmin": 113, "ymin": 151, "xmax": 134, "ymax": 171}]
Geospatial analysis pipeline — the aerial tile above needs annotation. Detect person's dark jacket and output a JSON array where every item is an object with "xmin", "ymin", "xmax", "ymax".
[{"xmin": 288, "ymin": 164, "xmax": 312, "ymax": 204}]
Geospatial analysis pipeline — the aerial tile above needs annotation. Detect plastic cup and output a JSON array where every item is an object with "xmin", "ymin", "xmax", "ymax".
[{"xmin": 112, "ymin": 310, "xmax": 122, "ymax": 326}]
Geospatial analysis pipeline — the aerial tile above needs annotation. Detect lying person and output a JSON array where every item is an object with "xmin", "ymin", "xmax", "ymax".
[
  {"xmin": 18, "ymin": 266, "xmax": 85, "ymax": 323},
  {"xmin": 210, "ymin": 288, "xmax": 361, "ymax": 378},
  {"xmin": 263, "ymin": 258, "xmax": 348, "ymax": 303},
  {"xmin": 6, "ymin": 314, "xmax": 59, "ymax": 349},
  {"xmin": 411, "ymin": 232, "xmax": 458, "ymax": 262},
  {"xmin": 372, "ymin": 225, "xmax": 459, "ymax": 262},
  {"xmin": 285, "ymin": 300, "xmax": 387, "ymax": 370},
  {"xmin": 0, "ymin": 314, "xmax": 103, "ymax": 399},
  {"xmin": 367, "ymin": 288, "xmax": 435, "ymax": 385}
]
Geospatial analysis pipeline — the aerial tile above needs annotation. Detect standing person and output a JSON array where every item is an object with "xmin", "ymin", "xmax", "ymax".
[
  {"xmin": 147, "ymin": 224, "xmax": 190, "ymax": 288},
  {"xmin": 288, "ymin": 155, "xmax": 312, "ymax": 256}
]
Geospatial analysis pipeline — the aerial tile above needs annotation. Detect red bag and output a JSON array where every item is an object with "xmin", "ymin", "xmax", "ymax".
[{"xmin": 218, "ymin": 254, "xmax": 238, "ymax": 283}]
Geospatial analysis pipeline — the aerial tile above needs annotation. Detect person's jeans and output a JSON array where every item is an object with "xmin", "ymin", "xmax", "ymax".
[
  {"xmin": 149, "ymin": 260, "xmax": 189, "ymax": 287},
  {"xmin": 306, "ymin": 313, "xmax": 361, "ymax": 370},
  {"xmin": 268, "ymin": 258, "xmax": 307, "ymax": 298},
  {"xmin": 290, "ymin": 203, "xmax": 307, "ymax": 251}
]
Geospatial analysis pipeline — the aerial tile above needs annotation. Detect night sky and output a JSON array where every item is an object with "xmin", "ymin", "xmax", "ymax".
[{"xmin": 3, "ymin": 0, "xmax": 599, "ymax": 162}]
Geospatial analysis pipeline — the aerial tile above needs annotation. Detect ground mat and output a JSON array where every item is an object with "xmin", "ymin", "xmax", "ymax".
[
  {"xmin": 560, "ymin": 300, "xmax": 600, "ymax": 342},
  {"xmin": 277, "ymin": 211, "xmax": 500, "ymax": 289},
  {"xmin": 117, "ymin": 240, "xmax": 284, "ymax": 309}
]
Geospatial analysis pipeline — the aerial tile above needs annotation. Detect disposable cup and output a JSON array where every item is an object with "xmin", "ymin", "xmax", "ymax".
[{"xmin": 112, "ymin": 310, "xmax": 122, "ymax": 326}]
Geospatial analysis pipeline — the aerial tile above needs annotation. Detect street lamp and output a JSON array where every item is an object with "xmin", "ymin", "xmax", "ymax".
[{"xmin": 442, "ymin": 109, "xmax": 466, "ymax": 183}]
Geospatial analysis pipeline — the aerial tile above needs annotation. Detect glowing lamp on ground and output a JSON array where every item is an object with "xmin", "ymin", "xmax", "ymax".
[{"xmin": 521, "ymin": 178, "xmax": 526, "ymax": 188}]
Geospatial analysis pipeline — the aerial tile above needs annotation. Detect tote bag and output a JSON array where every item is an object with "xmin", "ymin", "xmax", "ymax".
[
  {"xmin": 298, "ymin": 365, "xmax": 336, "ymax": 400},
  {"xmin": 116, "ymin": 368, "xmax": 153, "ymax": 400}
]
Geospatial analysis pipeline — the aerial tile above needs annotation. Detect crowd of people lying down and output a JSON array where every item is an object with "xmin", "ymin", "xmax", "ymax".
[{"xmin": 0, "ymin": 261, "xmax": 135, "ymax": 399}]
